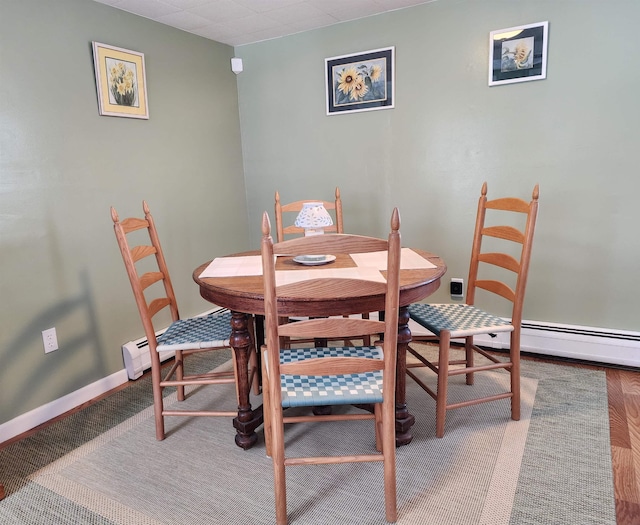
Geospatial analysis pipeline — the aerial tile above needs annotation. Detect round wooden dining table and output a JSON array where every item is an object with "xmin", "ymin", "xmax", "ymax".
[{"xmin": 193, "ymin": 248, "xmax": 446, "ymax": 449}]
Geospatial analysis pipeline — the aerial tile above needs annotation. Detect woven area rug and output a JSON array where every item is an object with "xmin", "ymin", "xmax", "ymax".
[{"xmin": 0, "ymin": 345, "xmax": 615, "ymax": 524}]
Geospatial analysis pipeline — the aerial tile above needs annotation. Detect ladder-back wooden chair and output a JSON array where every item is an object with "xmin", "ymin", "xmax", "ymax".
[
  {"xmin": 407, "ymin": 182, "xmax": 539, "ymax": 437},
  {"xmin": 274, "ymin": 187, "xmax": 370, "ymax": 347},
  {"xmin": 274, "ymin": 186, "xmax": 343, "ymax": 242},
  {"xmin": 260, "ymin": 209, "xmax": 401, "ymax": 525},
  {"xmin": 111, "ymin": 201, "xmax": 258, "ymax": 440}
]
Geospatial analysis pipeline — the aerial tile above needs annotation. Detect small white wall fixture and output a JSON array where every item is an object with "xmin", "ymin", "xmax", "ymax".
[{"xmin": 231, "ymin": 57, "xmax": 243, "ymax": 74}]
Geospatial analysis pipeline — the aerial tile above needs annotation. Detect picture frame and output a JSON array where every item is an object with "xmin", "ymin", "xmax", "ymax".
[
  {"xmin": 488, "ymin": 21, "xmax": 549, "ymax": 87},
  {"xmin": 92, "ymin": 42, "xmax": 149, "ymax": 119},
  {"xmin": 325, "ymin": 47, "xmax": 394, "ymax": 115}
]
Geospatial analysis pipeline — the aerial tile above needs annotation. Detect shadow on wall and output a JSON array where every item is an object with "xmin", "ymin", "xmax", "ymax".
[{"xmin": 1, "ymin": 270, "xmax": 108, "ymax": 422}]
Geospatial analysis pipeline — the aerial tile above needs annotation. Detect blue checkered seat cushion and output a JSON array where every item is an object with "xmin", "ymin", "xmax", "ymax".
[
  {"xmin": 279, "ymin": 346, "xmax": 384, "ymax": 408},
  {"xmin": 156, "ymin": 311, "xmax": 232, "ymax": 352},
  {"xmin": 408, "ymin": 303, "xmax": 514, "ymax": 338}
]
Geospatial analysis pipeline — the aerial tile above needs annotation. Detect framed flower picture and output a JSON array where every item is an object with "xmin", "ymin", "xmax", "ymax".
[
  {"xmin": 92, "ymin": 42, "xmax": 149, "ymax": 119},
  {"xmin": 325, "ymin": 47, "xmax": 395, "ymax": 115},
  {"xmin": 489, "ymin": 22, "xmax": 549, "ymax": 86}
]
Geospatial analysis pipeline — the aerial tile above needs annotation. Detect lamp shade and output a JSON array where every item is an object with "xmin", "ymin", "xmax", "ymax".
[{"xmin": 294, "ymin": 202, "xmax": 333, "ymax": 235}]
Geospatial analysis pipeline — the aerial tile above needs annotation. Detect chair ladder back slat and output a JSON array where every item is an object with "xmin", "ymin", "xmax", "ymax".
[
  {"xmin": 482, "ymin": 225, "xmax": 525, "ymax": 244},
  {"xmin": 280, "ymin": 199, "xmax": 336, "ymax": 213},
  {"xmin": 274, "ymin": 233, "xmax": 388, "ymax": 257},
  {"xmin": 280, "ymin": 357, "xmax": 385, "ymax": 377},
  {"xmin": 131, "ymin": 244, "xmax": 157, "ymax": 263},
  {"xmin": 276, "ymin": 279, "xmax": 387, "ymax": 302},
  {"xmin": 278, "ymin": 317, "xmax": 385, "ymax": 339},
  {"xmin": 139, "ymin": 271, "xmax": 164, "ymax": 290},
  {"xmin": 475, "ymin": 279, "xmax": 516, "ymax": 303},
  {"xmin": 478, "ymin": 252, "xmax": 520, "ymax": 273},
  {"xmin": 119, "ymin": 216, "xmax": 149, "ymax": 233},
  {"xmin": 485, "ymin": 196, "xmax": 531, "ymax": 213},
  {"xmin": 148, "ymin": 297, "xmax": 172, "ymax": 319}
]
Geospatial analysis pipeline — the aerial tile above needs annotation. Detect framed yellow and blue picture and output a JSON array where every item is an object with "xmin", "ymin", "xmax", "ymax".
[
  {"xmin": 325, "ymin": 47, "xmax": 394, "ymax": 115},
  {"xmin": 489, "ymin": 22, "xmax": 549, "ymax": 87}
]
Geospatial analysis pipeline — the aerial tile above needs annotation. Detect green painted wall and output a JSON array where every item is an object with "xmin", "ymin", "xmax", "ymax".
[
  {"xmin": 0, "ymin": 0, "xmax": 249, "ymax": 425},
  {"xmin": 2, "ymin": 0, "xmax": 639, "ymax": 430},
  {"xmin": 236, "ymin": 0, "xmax": 640, "ymax": 331}
]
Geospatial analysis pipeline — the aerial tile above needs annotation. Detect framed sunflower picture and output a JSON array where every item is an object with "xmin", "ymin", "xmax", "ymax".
[
  {"xmin": 325, "ymin": 47, "xmax": 395, "ymax": 115},
  {"xmin": 489, "ymin": 21, "xmax": 549, "ymax": 86},
  {"xmin": 92, "ymin": 42, "xmax": 149, "ymax": 119}
]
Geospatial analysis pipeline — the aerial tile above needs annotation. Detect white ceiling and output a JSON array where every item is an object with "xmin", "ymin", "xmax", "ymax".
[{"xmin": 92, "ymin": 0, "xmax": 434, "ymax": 47}]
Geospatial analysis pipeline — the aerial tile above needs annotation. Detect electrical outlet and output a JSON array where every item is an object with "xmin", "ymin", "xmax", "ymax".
[
  {"xmin": 42, "ymin": 327, "xmax": 58, "ymax": 353},
  {"xmin": 450, "ymin": 278, "xmax": 464, "ymax": 299}
]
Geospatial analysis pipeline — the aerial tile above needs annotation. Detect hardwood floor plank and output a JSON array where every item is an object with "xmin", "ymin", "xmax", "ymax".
[
  {"xmin": 620, "ymin": 369, "xmax": 640, "ymax": 396},
  {"xmin": 608, "ymin": 368, "xmax": 632, "ymax": 448},
  {"xmin": 611, "ymin": 367, "xmax": 640, "ymax": 525},
  {"xmin": 624, "ymin": 390, "xmax": 640, "ymax": 504},
  {"xmin": 614, "ymin": 499, "xmax": 640, "ymax": 525},
  {"xmin": 612, "ymin": 445, "xmax": 640, "ymax": 503}
]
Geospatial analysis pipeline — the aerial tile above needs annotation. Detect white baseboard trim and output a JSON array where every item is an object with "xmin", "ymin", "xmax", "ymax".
[
  {"xmin": 410, "ymin": 318, "xmax": 640, "ymax": 368},
  {"xmin": 0, "ymin": 369, "xmax": 129, "ymax": 446}
]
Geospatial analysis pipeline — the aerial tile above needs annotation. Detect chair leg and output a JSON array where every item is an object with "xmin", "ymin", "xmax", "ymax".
[
  {"xmin": 510, "ymin": 331, "xmax": 521, "ymax": 421},
  {"xmin": 362, "ymin": 312, "xmax": 371, "ymax": 346},
  {"xmin": 150, "ymin": 351, "xmax": 166, "ymax": 440},
  {"xmin": 465, "ymin": 335, "xmax": 475, "ymax": 385},
  {"xmin": 175, "ymin": 349, "xmax": 186, "ymax": 401},
  {"xmin": 374, "ymin": 403, "xmax": 382, "ymax": 452},
  {"xmin": 436, "ymin": 332, "xmax": 451, "ymax": 438},
  {"xmin": 382, "ymin": 397, "xmax": 397, "ymax": 523},
  {"xmin": 271, "ymin": 406, "xmax": 288, "ymax": 525},
  {"xmin": 261, "ymin": 348, "xmax": 273, "ymax": 457}
]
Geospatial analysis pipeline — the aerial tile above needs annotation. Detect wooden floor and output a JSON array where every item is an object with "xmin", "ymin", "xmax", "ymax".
[
  {"xmin": 1, "ymin": 357, "xmax": 639, "ymax": 525},
  {"xmin": 607, "ymin": 367, "xmax": 640, "ymax": 525}
]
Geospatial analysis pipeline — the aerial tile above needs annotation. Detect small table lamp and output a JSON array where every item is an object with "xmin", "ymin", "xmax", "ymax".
[{"xmin": 294, "ymin": 202, "xmax": 333, "ymax": 236}]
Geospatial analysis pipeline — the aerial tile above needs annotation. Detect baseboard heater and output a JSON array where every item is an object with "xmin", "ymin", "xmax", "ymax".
[
  {"xmin": 472, "ymin": 319, "xmax": 640, "ymax": 368},
  {"xmin": 122, "ymin": 307, "xmax": 229, "ymax": 380},
  {"xmin": 409, "ymin": 317, "xmax": 640, "ymax": 368}
]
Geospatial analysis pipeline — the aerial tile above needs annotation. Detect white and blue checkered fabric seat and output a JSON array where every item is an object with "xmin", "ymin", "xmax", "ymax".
[
  {"xmin": 408, "ymin": 303, "xmax": 514, "ymax": 338},
  {"xmin": 279, "ymin": 346, "xmax": 384, "ymax": 408},
  {"xmin": 156, "ymin": 311, "xmax": 232, "ymax": 352}
]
